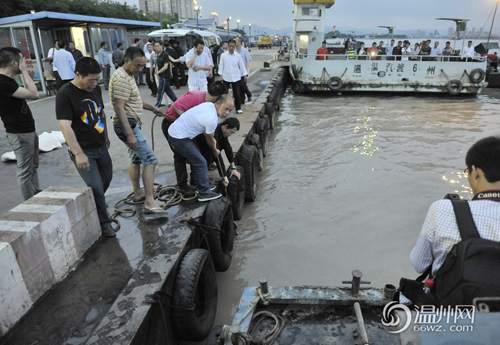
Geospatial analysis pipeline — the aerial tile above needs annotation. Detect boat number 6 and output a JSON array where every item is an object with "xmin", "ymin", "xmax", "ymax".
[{"xmin": 413, "ymin": 64, "xmax": 418, "ymax": 72}]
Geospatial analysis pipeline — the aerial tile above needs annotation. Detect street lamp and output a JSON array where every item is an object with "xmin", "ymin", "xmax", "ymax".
[
  {"xmin": 249, "ymin": 23, "xmax": 252, "ymax": 47},
  {"xmin": 237, "ymin": 19, "xmax": 240, "ymax": 31},
  {"xmin": 194, "ymin": 5, "xmax": 201, "ymax": 29},
  {"xmin": 227, "ymin": 16, "xmax": 231, "ymax": 40}
]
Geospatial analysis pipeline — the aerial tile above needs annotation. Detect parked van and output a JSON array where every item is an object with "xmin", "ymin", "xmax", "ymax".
[{"xmin": 148, "ymin": 29, "xmax": 221, "ymax": 54}]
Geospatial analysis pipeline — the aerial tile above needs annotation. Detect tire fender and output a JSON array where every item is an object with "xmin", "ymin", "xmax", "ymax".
[
  {"xmin": 291, "ymin": 79, "xmax": 304, "ymax": 94},
  {"xmin": 447, "ymin": 79, "xmax": 463, "ymax": 95},
  {"xmin": 327, "ymin": 76, "xmax": 343, "ymax": 91},
  {"xmin": 202, "ymin": 197, "xmax": 235, "ymax": 272},
  {"xmin": 172, "ymin": 249, "xmax": 217, "ymax": 341},
  {"xmin": 290, "ymin": 64, "xmax": 299, "ymax": 78},
  {"xmin": 250, "ymin": 133, "xmax": 264, "ymax": 171},
  {"xmin": 226, "ymin": 165, "xmax": 245, "ymax": 221},
  {"xmin": 469, "ymin": 68, "xmax": 486, "ymax": 83},
  {"xmin": 239, "ymin": 145, "xmax": 259, "ymax": 201},
  {"xmin": 256, "ymin": 116, "xmax": 270, "ymax": 157},
  {"xmin": 264, "ymin": 103, "xmax": 275, "ymax": 130}
]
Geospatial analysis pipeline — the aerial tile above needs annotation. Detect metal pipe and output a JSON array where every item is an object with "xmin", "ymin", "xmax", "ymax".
[
  {"xmin": 354, "ymin": 302, "xmax": 370, "ymax": 345},
  {"xmin": 487, "ymin": 0, "xmax": 500, "ymax": 50}
]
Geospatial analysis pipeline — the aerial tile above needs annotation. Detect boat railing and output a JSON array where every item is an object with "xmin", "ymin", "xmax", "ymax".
[{"xmin": 291, "ymin": 50, "xmax": 482, "ymax": 63}]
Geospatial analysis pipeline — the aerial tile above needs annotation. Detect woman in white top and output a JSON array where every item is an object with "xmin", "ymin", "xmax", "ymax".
[
  {"xmin": 145, "ymin": 44, "xmax": 157, "ymax": 97},
  {"xmin": 358, "ymin": 43, "xmax": 367, "ymax": 60}
]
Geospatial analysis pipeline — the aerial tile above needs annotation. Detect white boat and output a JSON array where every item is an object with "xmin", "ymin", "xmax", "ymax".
[{"xmin": 290, "ymin": 0, "xmax": 488, "ymax": 95}]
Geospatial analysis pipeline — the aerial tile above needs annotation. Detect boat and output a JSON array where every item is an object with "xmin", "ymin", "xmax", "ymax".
[
  {"xmin": 207, "ymin": 270, "xmax": 500, "ymax": 344},
  {"xmin": 289, "ymin": 0, "xmax": 488, "ymax": 95}
]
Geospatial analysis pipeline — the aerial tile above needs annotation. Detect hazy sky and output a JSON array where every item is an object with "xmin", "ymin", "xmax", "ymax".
[{"xmin": 125, "ymin": 0, "xmax": 500, "ymax": 33}]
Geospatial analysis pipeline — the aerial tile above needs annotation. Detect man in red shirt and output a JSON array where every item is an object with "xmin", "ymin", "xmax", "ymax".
[
  {"xmin": 316, "ymin": 41, "xmax": 328, "ymax": 60},
  {"xmin": 161, "ymin": 81, "xmax": 227, "ymax": 196}
]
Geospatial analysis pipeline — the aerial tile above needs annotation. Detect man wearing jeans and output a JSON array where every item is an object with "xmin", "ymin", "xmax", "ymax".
[
  {"xmin": 110, "ymin": 47, "xmax": 166, "ymax": 214},
  {"xmin": 167, "ymin": 94, "xmax": 234, "ymax": 202},
  {"xmin": 56, "ymin": 57, "xmax": 115, "ymax": 237},
  {"xmin": 0, "ymin": 47, "xmax": 41, "ymax": 200}
]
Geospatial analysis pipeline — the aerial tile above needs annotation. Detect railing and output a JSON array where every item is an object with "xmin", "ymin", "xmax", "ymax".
[{"xmin": 291, "ymin": 50, "xmax": 483, "ymax": 63}]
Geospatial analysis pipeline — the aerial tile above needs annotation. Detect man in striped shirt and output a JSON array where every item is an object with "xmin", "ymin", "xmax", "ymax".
[{"xmin": 110, "ymin": 47, "xmax": 166, "ymax": 214}]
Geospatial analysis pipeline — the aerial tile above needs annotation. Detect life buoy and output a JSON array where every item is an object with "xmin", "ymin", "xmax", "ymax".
[
  {"xmin": 238, "ymin": 145, "xmax": 259, "ymax": 201},
  {"xmin": 226, "ymin": 165, "xmax": 245, "ymax": 221},
  {"xmin": 171, "ymin": 249, "xmax": 217, "ymax": 341},
  {"xmin": 291, "ymin": 64, "xmax": 298, "ymax": 78},
  {"xmin": 447, "ymin": 79, "xmax": 463, "ymax": 96},
  {"xmin": 469, "ymin": 68, "xmax": 486, "ymax": 84},
  {"xmin": 291, "ymin": 79, "xmax": 304, "ymax": 94},
  {"xmin": 202, "ymin": 197, "xmax": 235, "ymax": 272},
  {"xmin": 264, "ymin": 102, "xmax": 275, "ymax": 130},
  {"xmin": 250, "ymin": 133, "xmax": 264, "ymax": 171},
  {"xmin": 327, "ymin": 76, "xmax": 343, "ymax": 91}
]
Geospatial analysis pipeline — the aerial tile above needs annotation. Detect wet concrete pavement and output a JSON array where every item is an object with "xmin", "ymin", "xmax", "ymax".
[{"xmin": 0, "ymin": 48, "xmax": 279, "ymax": 344}]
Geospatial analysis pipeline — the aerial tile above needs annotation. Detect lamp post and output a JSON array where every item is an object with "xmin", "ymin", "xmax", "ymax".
[
  {"xmin": 249, "ymin": 23, "xmax": 252, "ymax": 47},
  {"xmin": 227, "ymin": 16, "xmax": 231, "ymax": 40},
  {"xmin": 194, "ymin": 5, "xmax": 201, "ymax": 29},
  {"xmin": 237, "ymin": 19, "xmax": 240, "ymax": 32}
]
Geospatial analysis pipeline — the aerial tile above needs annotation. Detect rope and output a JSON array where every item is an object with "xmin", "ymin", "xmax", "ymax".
[
  {"xmin": 219, "ymin": 289, "xmax": 285, "ymax": 344},
  {"xmin": 109, "ymin": 183, "xmax": 197, "ymax": 227},
  {"xmin": 151, "ymin": 114, "xmax": 165, "ymax": 152}
]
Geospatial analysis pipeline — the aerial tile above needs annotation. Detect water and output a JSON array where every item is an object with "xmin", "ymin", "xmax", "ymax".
[{"xmin": 214, "ymin": 89, "xmax": 500, "ymax": 325}]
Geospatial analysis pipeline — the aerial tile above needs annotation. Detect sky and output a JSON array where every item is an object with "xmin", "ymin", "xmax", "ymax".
[{"xmin": 124, "ymin": 0, "xmax": 500, "ymax": 34}]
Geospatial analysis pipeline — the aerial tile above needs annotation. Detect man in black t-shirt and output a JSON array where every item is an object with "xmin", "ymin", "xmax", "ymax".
[
  {"xmin": 56, "ymin": 57, "xmax": 115, "ymax": 237},
  {"xmin": 0, "ymin": 47, "xmax": 41, "ymax": 200},
  {"xmin": 153, "ymin": 41, "xmax": 178, "ymax": 108}
]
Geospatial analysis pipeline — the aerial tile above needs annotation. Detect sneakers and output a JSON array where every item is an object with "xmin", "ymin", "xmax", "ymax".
[
  {"xmin": 198, "ymin": 191, "xmax": 222, "ymax": 202},
  {"xmin": 247, "ymin": 96, "xmax": 252, "ymax": 102},
  {"xmin": 236, "ymin": 109, "xmax": 243, "ymax": 114},
  {"xmin": 209, "ymin": 185, "xmax": 217, "ymax": 191},
  {"xmin": 179, "ymin": 184, "xmax": 196, "ymax": 197},
  {"xmin": 208, "ymin": 162, "xmax": 217, "ymax": 171},
  {"xmin": 101, "ymin": 224, "xmax": 116, "ymax": 237}
]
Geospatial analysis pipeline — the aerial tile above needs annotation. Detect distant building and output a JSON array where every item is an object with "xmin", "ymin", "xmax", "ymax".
[
  {"xmin": 139, "ymin": 0, "xmax": 173, "ymax": 14},
  {"xmin": 171, "ymin": 0, "xmax": 195, "ymax": 19}
]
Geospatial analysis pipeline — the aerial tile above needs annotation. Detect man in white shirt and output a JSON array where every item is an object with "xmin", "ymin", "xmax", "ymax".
[
  {"xmin": 401, "ymin": 40, "xmax": 412, "ymax": 61},
  {"xmin": 430, "ymin": 41, "xmax": 442, "ymax": 61},
  {"xmin": 53, "ymin": 41, "xmax": 76, "ymax": 90},
  {"xmin": 219, "ymin": 39, "xmax": 247, "ymax": 114},
  {"xmin": 46, "ymin": 40, "xmax": 59, "ymax": 81},
  {"xmin": 462, "ymin": 40, "xmax": 476, "ymax": 61},
  {"xmin": 386, "ymin": 39, "xmax": 395, "ymax": 60},
  {"xmin": 235, "ymin": 37, "xmax": 253, "ymax": 103},
  {"xmin": 185, "ymin": 39, "xmax": 213, "ymax": 92},
  {"xmin": 167, "ymin": 94, "xmax": 234, "ymax": 202}
]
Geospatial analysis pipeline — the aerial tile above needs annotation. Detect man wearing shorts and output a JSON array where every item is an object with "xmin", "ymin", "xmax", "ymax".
[{"xmin": 110, "ymin": 47, "xmax": 165, "ymax": 214}]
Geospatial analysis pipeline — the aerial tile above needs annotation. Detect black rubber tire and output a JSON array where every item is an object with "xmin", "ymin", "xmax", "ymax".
[
  {"xmin": 264, "ymin": 103, "xmax": 275, "ymax": 130},
  {"xmin": 250, "ymin": 133, "xmax": 264, "ymax": 171},
  {"xmin": 226, "ymin": 165, "xmax": 245, "ymax": 221},
  {"xmin": 203, "ymin": 197, "xmax": 235, "ymax": 272},
  {"xmin": 257, "ymin": 116, "xmax": 270, "ymax": 157},
  {"xmin": 469, "ymin": 68, "xmax": 486, "ymax": 83},
  {"xmin": 206, "ymin": 325, "xmax": 224, "ymax": 345},
  {"xmin": 171, "ymin": 248, "xmax": 217, "ymax": 341},
  {"xmin": 239, "ymin": 145, "xmax": 259, "ymax": 201},
  {"xmin": 291, "ymin": 79, "xmax": 304, "ymax": 94},
  {"xmin": 447, "ymin": 79, "xmax": 463, "ymax": 95},
  {"xmin": 327, "ymin": 76, "xmax": 343, "ymax": 91}
]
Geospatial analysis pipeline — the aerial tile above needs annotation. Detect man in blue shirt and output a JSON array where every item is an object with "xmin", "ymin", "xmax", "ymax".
[
  {"xmin": 98, "ymin": 42, "xmax": 110, "ymax": 90},
  {"xmin": 53, "ymin": 41, "xmax": 76, "ymax": 90}
]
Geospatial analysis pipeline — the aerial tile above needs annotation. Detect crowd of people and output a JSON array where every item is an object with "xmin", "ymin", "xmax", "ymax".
[
  {"xmin": 316, "ymin": 37, "xmax": 497, "ymax": 63},
  {"xmin": 0, "ymin": 34, "xmax": 253, "ymax": 237}
]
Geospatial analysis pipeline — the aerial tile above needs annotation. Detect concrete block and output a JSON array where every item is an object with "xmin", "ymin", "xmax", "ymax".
[
  {"xmin": 0, "ymin": 186, "xmax": 100, "ymax": 337},
  {"xmin": 0, "ymin": 243, "xmax": 33, "ymax": 336}
]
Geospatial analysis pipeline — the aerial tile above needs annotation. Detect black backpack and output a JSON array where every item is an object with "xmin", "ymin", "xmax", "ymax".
[{"xmin": 432, "ymin": 199, "xmax": 500, "ymax": 306}]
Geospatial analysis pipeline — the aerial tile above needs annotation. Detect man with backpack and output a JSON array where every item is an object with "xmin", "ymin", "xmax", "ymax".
[{"xmin": 408, "ymin": 136, "xmax": 500, "ymax": 305}]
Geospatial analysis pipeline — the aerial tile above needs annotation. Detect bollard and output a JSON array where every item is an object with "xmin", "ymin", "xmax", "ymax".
[
  {"xmin": 342, "ymin": 270, "xmax": 371, "ymax": 296},
  {"xmin": 259, "ymin": 277, "xmax": 269, "ymax": 295}
]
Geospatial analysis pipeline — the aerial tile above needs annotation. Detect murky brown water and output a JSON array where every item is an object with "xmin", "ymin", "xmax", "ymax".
[{"xmin": 214, "ymin": 89, "xmax": 500, "ymax": 326}]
